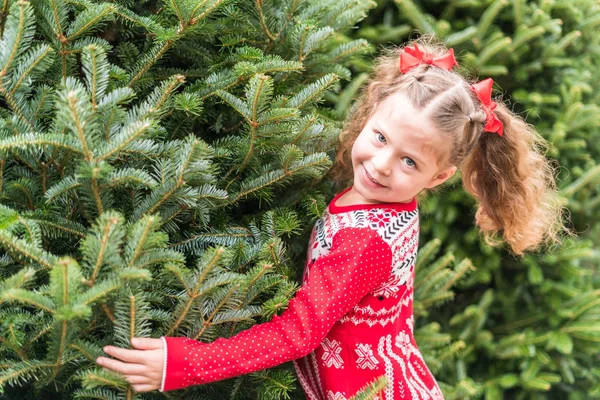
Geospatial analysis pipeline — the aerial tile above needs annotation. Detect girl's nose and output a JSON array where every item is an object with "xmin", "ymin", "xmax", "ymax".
[{"xmin": 372, "ymin": 152, "xmax": 392, "ymax": 176}]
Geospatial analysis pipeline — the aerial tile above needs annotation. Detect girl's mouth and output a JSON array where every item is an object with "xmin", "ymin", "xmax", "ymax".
[{"xmin": 364, "ymin": 166, "xmax": 385, "ymax": 188}]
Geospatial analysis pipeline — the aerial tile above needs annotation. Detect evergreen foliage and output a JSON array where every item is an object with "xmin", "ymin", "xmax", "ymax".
[
  {"xmin": 341, "ymin": 0, "xmax": 600, "ymax": 399},
  {"xmin": 1, "ymin": 0, "xmax": 597, "ymax": 399},
  {"xmin": 0, "ymin": 0, "xmax": 379, "ymax": 398}
]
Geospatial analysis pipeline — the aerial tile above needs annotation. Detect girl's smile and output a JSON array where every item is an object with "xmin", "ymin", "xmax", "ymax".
[{"xmin": 362, "ymin": 164, "xmax": 386, "ymax": 188}]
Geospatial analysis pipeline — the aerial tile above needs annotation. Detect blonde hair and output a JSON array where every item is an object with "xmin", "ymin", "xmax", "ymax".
[{"xmin": 331, "ymin": 36, "xmax": 571, "ymax": 256}]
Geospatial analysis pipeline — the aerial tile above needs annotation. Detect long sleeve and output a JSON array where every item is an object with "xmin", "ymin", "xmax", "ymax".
[{"xmin": 159, "ymin": 227, "xmax": 393, "ymax": 392}]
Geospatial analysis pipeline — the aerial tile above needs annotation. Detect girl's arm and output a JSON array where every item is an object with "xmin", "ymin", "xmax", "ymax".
[{"xmin": 99, "ymin": 226, "xmax": 392, "ymax": 392}]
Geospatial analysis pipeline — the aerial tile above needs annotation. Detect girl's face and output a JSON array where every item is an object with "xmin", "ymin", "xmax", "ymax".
[{"xmin": 348, "ymin": 92, "xmax": 457, "ymax": 205}]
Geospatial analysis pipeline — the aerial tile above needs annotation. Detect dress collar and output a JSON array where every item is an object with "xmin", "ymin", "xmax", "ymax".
[{"xmin": 328, "ymin": 187, "xmax": 417, "ymax": 214}]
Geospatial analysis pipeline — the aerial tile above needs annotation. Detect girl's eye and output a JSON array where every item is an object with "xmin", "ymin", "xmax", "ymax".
[
  {"xmin": 403, "ymin": 157, "xmax": 417, "ymax": 168},
  {"xmin": 375, "ymin": 132, "xmax": 386, "ymax": 143}
]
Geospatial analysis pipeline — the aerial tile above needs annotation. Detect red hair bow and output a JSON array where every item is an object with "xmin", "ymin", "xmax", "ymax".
[
  {"xmin": 470, "ymin": 78, "xmax": 504, "ymax": 137},
  {"xmin": 399, "ymin": 44, "xmax": 458, "ymax": 73}
]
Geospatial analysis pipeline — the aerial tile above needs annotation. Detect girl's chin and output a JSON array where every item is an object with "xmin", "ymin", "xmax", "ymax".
[{"xmin": 352, "ymin": 184, "xmax": 385, "ymax": 204}]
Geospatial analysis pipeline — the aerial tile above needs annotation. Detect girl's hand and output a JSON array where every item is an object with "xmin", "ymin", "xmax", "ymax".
[{"xmin": 96, "ymin": 337, "xmax": 164, "ymax": 392}]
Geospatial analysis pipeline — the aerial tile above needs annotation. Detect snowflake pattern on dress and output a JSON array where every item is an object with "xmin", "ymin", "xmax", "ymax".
[
  {"xmin": 355, "ymin": 343, "xmax": 379, "ymax": 370},
  {"xmin": 321, "ymin": 338, "xmax": 344, "ymax": 368},
  {"xmin": 327, "ymin": 391, "xmax": 348, "ymax": 400},
  {"xmin": 368, "ymin": 211, "xmax": 392, "ymax": 228},
  {"xmin": 372, "ymin": 277, "xmax": 402, "ymax": 299},
  {"xmin": 394, "ymin": 331, "xmax": 411, "ymax": 356}
]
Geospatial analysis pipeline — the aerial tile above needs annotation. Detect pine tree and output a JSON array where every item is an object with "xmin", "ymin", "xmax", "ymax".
[
  {"xmin": 0, "ymin": 0, "xmax": 384, "ymax": 398},
  {"xmin": 342, "ymin": 0, "xmax": 600, "ymax": 399}
]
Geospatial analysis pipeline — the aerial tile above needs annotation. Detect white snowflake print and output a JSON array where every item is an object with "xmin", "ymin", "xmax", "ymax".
[
  {"xmin": 327, "ymin": 391, "xmax": 348, "ymax": 400},
  {"xmin": 373, "ymin": 279, "xmax": 401, "ymax": 299},
  {"xmin": 394, "ymin": 331, "xmax": 411, "ymax": 355},
  {"xmin": 355, "ymin": 343, "xmax": 379, "ymax": 370},
  {"xmin": 321, "ymin": 338, "xmax": 344, "ymax": 368},
  {"xmin": 368, "ymin": 211, "xmax": 391, "ymax": 228}
]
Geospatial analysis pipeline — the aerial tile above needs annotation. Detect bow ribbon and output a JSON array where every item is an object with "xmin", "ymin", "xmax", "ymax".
[
  {"xmin": 399, "ymin": 44, "xmax": 458, "ymax": 73},
  {"xmin": 470, "ymin": 78, "xmax": 504, "ymax": 137}
]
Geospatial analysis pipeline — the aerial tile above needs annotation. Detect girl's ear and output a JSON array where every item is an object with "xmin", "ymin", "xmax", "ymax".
[{"xmin": 425, "ymin": 165, "xmax": 457, "ymax": 189}]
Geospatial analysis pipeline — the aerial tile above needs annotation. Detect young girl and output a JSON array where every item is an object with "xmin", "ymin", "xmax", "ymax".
[{"xmin": 96, "ymin": 37, "xmax": 566, "ymax": 398}]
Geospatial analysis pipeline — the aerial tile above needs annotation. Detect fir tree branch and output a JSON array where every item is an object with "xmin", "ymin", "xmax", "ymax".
[
  {"xmin": 31, "ymin": 322, "xmax": 53, "ymax": 343},
  {"xmin": 255, "ymin": 0, "xmax": 275, "ymax": 41},
  {"xmin": 164, "ymin": 264, "xmax": 190, "ymax": 291},
  {"xmin": 128, "ymin": 41, "xmax": 174, "ymax": 87},
  {"xmin": 166, "ymin": 248, "xmax": 224, "ymax": 335},
  {"xmin": 17, "ymin": 217, "xmax": 36, "ymax": 240},
  {"xmin": 78, "ymin": 368, "xmax": 128, "ymax": 390},
  {"xmin": 175, "ymin": 137, "xmax": 200, "ymax": 183},
  {"xmin": 7, "ymin": 45, "xmax": 54, "ymax": 98},
  {"xmin": 29, "ymin": 217, "xmax": 86, "ymax": 239},
  {"xmin": 286, "ymin": 73, "xmax": 339, "ymax": 109},
  {"xmin": 90, "ymin": 174, "xmax": 104, "ymax": 216},
  {"xmin": 96, "ymin": 119, "xmax": 153, "ymax": 161},
  {"xmin": 1, "ymin": 91, "xmax": 35, "ymax": 131},
  {"xmin": 168, "ymin": 230, "xmax": 252, "ymax": 249},
  {"xmin": 133, "ymin": 74, "xmax": 184, "ymax": 120},
  {"xmin": 420, "ymin": 291, "xmax": 454, "ymax": 308},
  {"xmin": 0, "ymin": 133, "xmax": 83, "ymax": 154},
  {"xmin": 0, "ymin": 360, "xmax": 55, "ymax": 388},
  {"xmin": 350, "ymin": 375, "xmax": 387, "ymax": 400},
  {"xmin": 125, "ymin": 215, "xmax": 160, "ymax": 269},
  {"xmin": 190, "ymin": 0, "xmax": 226, "ymax": 25},
  {"xmin": 0, "ymin": 335, "xmax": 28, "ymax": 360},
  {"xmin": 441, "ymin": 259, "xmax": 474, "ymax": 292},
  {"xmin": 0, "ymin": 0, "xmax": 9, "ymax": 37},
  {"xmin": 102, "ymin": 303, "xmax": 115, "ymax": 322},
  {"xmin": 81, "ymin": 45, "xmax": 108, "ymax": 109},
  {"xmin": 2, "ymin": 288, "xmax": 55, "ymax": 313},
  {"xmin": 142, "ymin": 183, "xmax": 180, "ymax": 218},
  {"xmin": 87, "ymin": 219, "xmax": 115, "ymax": 286},
  {"xmin": 168, "ymin": 0, "xmax": 185, "ymax": 25},
  {"xmin": 0, "ymin": 0, "xmax": 32, "ymax": 78},
  {"xmin": 268, "ymin": 0, "xmax": 301, "ymax": 46},
  {"xmin": 65, "ymin": 88, "xmax": 93, "ymax": 161},
  {"xmin": 224, "ymin": 155, "xmax": 330, "ymax": 205},
  {"xmin": 51, "ymin": 320, "xmax": 68, "ymax": 377},
  {"xmin": 228, "ymin": 262, "xmax": 272, "ymax": 335},
  {"xmin": 69, "ymin": 343, "xmax": 95, "ymax": 362},
  {"xmin": 10, "ymin": 181, "xmax": 34, "ymax": 209},
  {"xmin": 491, "ymin": 314, "xmax": 549, "ymax": 334},
  {"xmin": 194, "ymin": 282, "xmax": 239, "ymax": 340},
  {"xmin": 414, "ymin": 253, "xmax": 454, "ymax": 292},
  {"xmin": 128, "ymin": 295, "xmax": 135, "ymax": 343},
  {"xmin": 0, "ymin": 230, "xmax": 56, "ymax": 269},
  {"xmin": 49, "ymin": 0, "xmax": 65, "ymax": 38},
  {"xmin": 437, "ymin": 340, "xmax": 466, "ymax": 361},
  {"xmin": 66, "ymin": 4, "xmax": 115, "ymax": 42},
  {"xmin": 291, "ymin": 115, "xmax": 318, "ymax": 145}
]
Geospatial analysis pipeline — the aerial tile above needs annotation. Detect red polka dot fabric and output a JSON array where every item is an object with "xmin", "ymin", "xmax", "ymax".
[{"xmin": 160, "ymin": 187, "xmax": 443, "ymax": 399}]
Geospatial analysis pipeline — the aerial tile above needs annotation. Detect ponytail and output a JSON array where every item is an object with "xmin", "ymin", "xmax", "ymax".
[{"xmin": 461, "ymin": 102, "xmax": 569, "ymax": 255}]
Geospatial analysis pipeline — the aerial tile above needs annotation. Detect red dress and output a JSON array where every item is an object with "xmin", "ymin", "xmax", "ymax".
[{"xmin": 160, "ymin": 187, "xmax": 444, "ymax": 399}]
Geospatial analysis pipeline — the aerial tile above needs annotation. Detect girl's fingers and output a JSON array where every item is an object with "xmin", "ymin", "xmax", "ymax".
[
  {"xmin": 102, "ymin": 346, "xmax": 148, "ymax": 364},
  {"xmin": 131, "ymin": 383, "xmax": 160, "ymax": 393},
  {"xmin": 131, "ymin": 337, "xmax": 163, "ymax": 350},
  {"xmin": 96, "ymin": 356, "xmax": 147, "ymax": 375},
  {"xmin": 125, "ymin": 375, "xmax": 151, "ymax": 385}
]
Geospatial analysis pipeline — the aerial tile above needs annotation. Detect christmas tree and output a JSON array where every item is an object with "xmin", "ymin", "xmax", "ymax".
[{"xmin": 0, "ymin": 0, "xmax": 396, "ymax": 398}]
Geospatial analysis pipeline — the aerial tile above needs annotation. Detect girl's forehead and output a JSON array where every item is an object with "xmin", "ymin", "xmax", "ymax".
[{"xmin": 375, "ymin": 94, "xmax": 438, "ymax": 140}]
